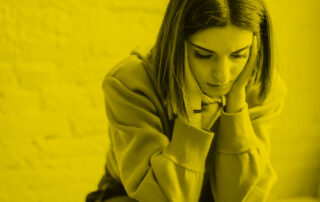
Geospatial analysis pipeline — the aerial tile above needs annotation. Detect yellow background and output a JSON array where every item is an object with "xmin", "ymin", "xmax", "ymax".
[{"xmin": 0, "ymin": 0, "xmax": 319, "ymax": 201}]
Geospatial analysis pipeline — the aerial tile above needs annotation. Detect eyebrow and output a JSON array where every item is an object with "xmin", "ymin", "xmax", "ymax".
[{"xmin": 189, "ymin": 41, "xmax": 251, "ymax": 54}]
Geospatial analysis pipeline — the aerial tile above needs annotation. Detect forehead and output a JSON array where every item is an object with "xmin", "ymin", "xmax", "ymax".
[{"xmin": 188, "ymin": 25, "xmax": 253, "ymax": 52}]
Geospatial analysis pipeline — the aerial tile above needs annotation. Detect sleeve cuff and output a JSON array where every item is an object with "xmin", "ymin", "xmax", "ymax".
[
  {"xmin": 164, "ymin": 118, "xmax": 214, "ymax": 172},
  {"xmin": 216, "ymin": 103, "xmax": 257, "ymax": 154}
]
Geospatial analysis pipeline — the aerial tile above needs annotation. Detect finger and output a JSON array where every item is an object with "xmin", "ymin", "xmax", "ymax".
[
  {"xmin": 235, "ymin": 35, "xmax": 258, "ymax": 86},
  {"xmin": 247, "ymin": 35, "xmax": 258, "ymax": 73}
]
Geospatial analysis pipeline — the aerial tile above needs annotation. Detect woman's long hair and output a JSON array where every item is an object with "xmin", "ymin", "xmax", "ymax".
[{"xmin": 152, "ymin": 0, "xmax": 273, "ymax": 116}]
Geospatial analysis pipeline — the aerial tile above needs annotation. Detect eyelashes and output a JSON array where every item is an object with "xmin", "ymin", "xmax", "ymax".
[
  {"xmin": 194, "ymin": 51, "xmax": 247, "ymax": 60},
  {"xmin": 194, "ymin": 51, "xmax": 212, "ymax": 59},
  {"xmin": 231, "ymin": 54, "xmax": 247, "ymax": 59}
]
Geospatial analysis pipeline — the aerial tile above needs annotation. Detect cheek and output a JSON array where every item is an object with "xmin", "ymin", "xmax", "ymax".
[
  {"xmin": 231, "ymin": 61, "xmax": 247, "ymax": 78},
  {"xmin": 188, "ymin": 59, "xmax": 212, "ymax": 82}
]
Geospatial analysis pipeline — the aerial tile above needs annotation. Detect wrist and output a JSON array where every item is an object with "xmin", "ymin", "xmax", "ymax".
[{"xmin": 225, "ymin": 88, "xmax": 246, "ymax": 113}]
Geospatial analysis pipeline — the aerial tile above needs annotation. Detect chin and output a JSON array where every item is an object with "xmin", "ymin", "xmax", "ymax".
[{"xmin": 204, "ymin": 87, "xmax": 230, "ymax": 97}]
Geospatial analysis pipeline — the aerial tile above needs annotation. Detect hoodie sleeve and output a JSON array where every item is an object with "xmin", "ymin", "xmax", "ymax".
[
  {"xmin": 210, "ymin": 74, "xmax": 287, "ymax": 202},
  {"xmin": 103, "ymin": 75, "xmax": 214, "ymax": 202}
]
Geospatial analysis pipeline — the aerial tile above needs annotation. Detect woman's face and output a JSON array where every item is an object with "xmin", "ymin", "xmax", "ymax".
[{"xmin": 186, "ymin": 25, "xmax": 254, "ymax": 97}]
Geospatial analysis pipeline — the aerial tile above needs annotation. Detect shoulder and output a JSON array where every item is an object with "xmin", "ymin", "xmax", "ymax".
[
  {"xmin": 103, "ymin": 53, "xmax": 155, "ymax": 95},
  {"xmin": 101, "ymin": 51, "xmax": 171, "ymax": 135}
]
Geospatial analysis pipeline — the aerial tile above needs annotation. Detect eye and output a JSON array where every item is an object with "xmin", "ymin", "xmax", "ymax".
[
  {"xmin": 194, "ymin": 51, "xmax": 212, "ymax": 59},
  {"xmin": 231, "ymin": 54, "xmax": 247, "ymax": 59}
]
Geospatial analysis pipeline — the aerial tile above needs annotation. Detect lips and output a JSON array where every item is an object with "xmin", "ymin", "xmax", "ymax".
[
  {"xmin": 207, "ymin": 81, "xmax": 233, "ymax": 88},
  {"xmin": 204, "ymin": 81, "xmax": 233, "ymax": 97}
]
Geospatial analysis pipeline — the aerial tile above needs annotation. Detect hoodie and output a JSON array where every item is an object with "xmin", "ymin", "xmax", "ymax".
[{"xmin": 86, "ymin": 45, "xmax": 287, "ymax": 202}]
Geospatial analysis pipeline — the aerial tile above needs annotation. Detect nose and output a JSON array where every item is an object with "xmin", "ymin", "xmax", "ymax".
[{"xmin": 211, "ymin": 57, "xmax": 230, "ymax": 84}]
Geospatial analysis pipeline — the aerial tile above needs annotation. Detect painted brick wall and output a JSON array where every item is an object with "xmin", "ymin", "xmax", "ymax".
[
  {"xmin": 0, "ymin": 0, "xmax": 167, "ymax": 201},
  {"xmin": 1, "ymin": 0, "xmax": 320, "ymax": 202}
]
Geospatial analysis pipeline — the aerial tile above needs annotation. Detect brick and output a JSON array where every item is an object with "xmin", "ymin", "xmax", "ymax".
[
  {"xmin": 37, "ymin": 135, "xmax": 108, "ymax": 159},
  {"xmin": 39, "ymin": 83, "xmax": 93, "ymax": 112},
  {"xmin": 0, "ymin": 169, "xmax": 35, "ymax": 202},
  {"xmin": 107, "ymin": 0, "xmax": 168, "ymax": 13},
  {"xmin": 14, "ymin": 62, "xmax": 58, "ymax": 90},
  {"xmin": 0, "ymin": 0, "xmax": 170, "ymax": 202},
  {"xmin": 0, "ymin": 62, "xmax": 18, "ymax": 86},
  {"xmin": 0, "ymin": 86, "xmax": 40, "ymax": 114},
  {"xmin": 68, "ymin": 109, "xmax": 106, "ymax": 137},
  {"xmin": 0, "ymin": 111, "xmax": 71, "ymax": 139}
]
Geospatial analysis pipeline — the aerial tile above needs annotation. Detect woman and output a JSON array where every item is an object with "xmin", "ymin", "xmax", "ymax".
[{"xmin": 87, "ymin": 0, "xmax": 287, "ymax": 201}]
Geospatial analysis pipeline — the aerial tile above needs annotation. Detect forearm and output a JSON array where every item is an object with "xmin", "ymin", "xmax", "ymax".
[
  {"xmin": 113, "ymin": 118, "xmax": 214, "ymax": 202},
  {"xmin": 211, "ymin": 105, "xmax": 276, "ymax": 202},
  {"xmin": 105, "ymin": 77, "xmax": 214, "ymax": 201}
]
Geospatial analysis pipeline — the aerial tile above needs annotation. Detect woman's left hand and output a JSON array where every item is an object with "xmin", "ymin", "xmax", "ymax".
[{"xmin": 225, "ymin": 35, "xmax": 258, "ymax": 113}]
